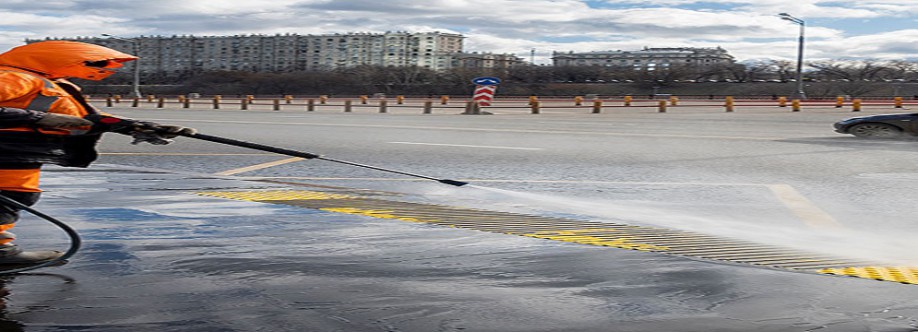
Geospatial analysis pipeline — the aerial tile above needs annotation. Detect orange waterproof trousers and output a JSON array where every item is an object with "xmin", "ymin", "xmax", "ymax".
[{"xmin": 0, "ymin": 168, "xmax": 42, "ymax": 245}]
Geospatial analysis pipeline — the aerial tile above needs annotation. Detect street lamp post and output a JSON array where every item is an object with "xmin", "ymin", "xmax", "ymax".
[
  {"xmin": 778, "ymin": 13, "xmax": 806, "ymax": 100},
  {"xmin": 100, "ymin": 34, "xmax": 142, "ymax": 99}
]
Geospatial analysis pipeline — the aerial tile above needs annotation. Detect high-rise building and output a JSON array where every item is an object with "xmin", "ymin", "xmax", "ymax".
[
  {"xmin": 552, "ymin": 47, "xmax": 735, "ymax": 70},
  {"xmin": 453, "ymin": 52, "xmax": 526, "ymax": 70},
  {"xmin": 28, "ymin": 31, "xmax": 466, "ymax": 74}
]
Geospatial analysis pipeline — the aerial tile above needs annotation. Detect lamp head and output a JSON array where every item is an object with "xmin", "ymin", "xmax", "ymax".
[{"xmin": 777, "ymin": 13, "xmax": 803, "ymax": 24}]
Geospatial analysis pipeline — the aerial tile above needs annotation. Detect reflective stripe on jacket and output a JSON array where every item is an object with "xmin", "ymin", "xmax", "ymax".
[{"xmin": 0, "ymin": 68, "xmax": 102, "ymax": 167}]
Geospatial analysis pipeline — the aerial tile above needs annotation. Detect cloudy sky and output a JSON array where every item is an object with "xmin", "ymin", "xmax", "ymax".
[{"xmin": 0, "ymin": 0, "xmax": 916, "ymax": 64}]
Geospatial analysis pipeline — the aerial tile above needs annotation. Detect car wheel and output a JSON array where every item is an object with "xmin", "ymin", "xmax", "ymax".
[{"xmin": 847, "ymin": 123, "xmax": 903, "ymax": 138}]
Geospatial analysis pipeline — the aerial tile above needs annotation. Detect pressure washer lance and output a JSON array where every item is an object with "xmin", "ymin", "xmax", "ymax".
[{"xmin": 87, "ymin": 114, "xmax": 469, "ymax": 187}]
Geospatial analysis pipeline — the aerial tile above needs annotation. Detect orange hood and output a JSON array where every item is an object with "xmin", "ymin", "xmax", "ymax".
[{"xmin": 0, "ymin": 40, "xmax": 137, "ymax": 80}]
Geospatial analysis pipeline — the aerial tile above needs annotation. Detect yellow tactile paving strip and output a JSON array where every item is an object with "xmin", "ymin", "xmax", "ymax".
[{"xmin": 197, "ymin": 190, "xmax": 918, "ymax": 285}]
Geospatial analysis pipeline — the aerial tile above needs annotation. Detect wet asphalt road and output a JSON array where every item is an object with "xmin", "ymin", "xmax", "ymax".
[
  {"xmin": 5, "ymin": 105, "xmax": 918, "ymax": 331},
  {"xmin": 97, "ymin": 106, "xmax": 918, "ymax": 234}
]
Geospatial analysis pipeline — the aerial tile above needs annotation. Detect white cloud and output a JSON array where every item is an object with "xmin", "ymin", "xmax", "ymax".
[{"xmin": 0, "ymin": 0, "xmax": 914, "ymax": 63}]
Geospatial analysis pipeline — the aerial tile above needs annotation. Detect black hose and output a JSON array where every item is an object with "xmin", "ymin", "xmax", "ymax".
[{"xmin": 0, "ymin": 194, "xmax": 81, "ymax": 274}]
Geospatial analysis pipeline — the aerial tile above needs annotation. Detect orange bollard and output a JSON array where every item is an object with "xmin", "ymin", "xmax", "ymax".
[
  {"xmin": 624, "ymin": 95, "xmax": 632, "ymax": 107},
  {"xmin": 895, "ymin": 96, "xmax": 903, "ymax": 108},
  {"xmin": 852, "ymin": 99, "xmax": 862, "ymax": 112},
  {"xmin": 574, "ymin": 96, "xmax": 583, "ymax": 106},
  {"xmin": 725, "ymin": 96, "xmax": 734, "ymax": 112},
  {"xmin": 658, "ymin": 100, "xmax": 667, "ymax": 113},
  {"xmin": 778, "ymin": 96, "xmax": 787, "ymax": 107},
  {"xmin": 396, "ymin": 95, "xmax": 405, "ymax": 105},
  {"xmin": 791, "ymin": 99, "xmax": 801, "ymax": 112},
  {"xmin": 440, "ymin": 95, "xmax": 449, "ymax": 105},
  {"xmin": 835, "ymin": 96, "xmax": 844, "ymax": 108},
  {"xmin": 592, "ymin": 99, "xmax": 602, "ymax": 113},
  {"xmin": 669, "ymin": 95, "xmax": 679, "ymax": 106}
]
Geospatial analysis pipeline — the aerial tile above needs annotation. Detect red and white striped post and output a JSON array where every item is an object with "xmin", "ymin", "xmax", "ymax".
[
  {"xmin": 469, "ymin": 76, "xmax": 501, "ymax": 115},
  {"xmin": 473, "ymin": 85, "xmax": 496, "ymax": 107}
]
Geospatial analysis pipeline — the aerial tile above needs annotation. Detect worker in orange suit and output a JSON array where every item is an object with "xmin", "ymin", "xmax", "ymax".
[{"xmin": 0, "ymin": 40, "xmax": 194, "ymax": 265}]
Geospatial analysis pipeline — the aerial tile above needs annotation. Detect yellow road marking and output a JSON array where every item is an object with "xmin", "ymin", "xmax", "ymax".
[
  {"xmin": 320, "ymin": 207, "xmax": 428, "ymax": 223},
  {"xmin": 213, "ymin": 157, "xmax": 305, "ymax": 176},
  {"xmin": 196, "ymin": 189, "xmax": 918, "ymax": 285},
  {"xmin": 234, "ymin": 178, "xmax": 845, "ymax": 230},
  {"xmin": 197, "ymin": 190, "xmax": 352, "ymax": 200},
  {"xmin": 819, "ymin": 266, "xmax": 918, "ymax": 284},
  {"xmin": 522, "ymin": 229, "xmax": 670, "ymax": 251}
]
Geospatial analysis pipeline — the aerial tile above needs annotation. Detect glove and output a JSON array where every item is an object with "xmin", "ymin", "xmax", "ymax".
[
  {"xmin": 34, "ymin": 113, "xmax": 93, "ymax": 129},
  {"xmin": 145, "ymin": 124, "xmax": 197, "ymax": 138},
  {"xmin": 130, "ymin": 130, "xmax": 173, "ymax": 145},
  {"xmin": 129, "ymin": 123, "xmax": 196, "ymax": 145}
]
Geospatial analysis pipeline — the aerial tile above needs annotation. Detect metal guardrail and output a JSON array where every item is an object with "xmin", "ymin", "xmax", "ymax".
[{"xmin": 89, "ymin": 95, "xmax": 917, "ymax": 114}]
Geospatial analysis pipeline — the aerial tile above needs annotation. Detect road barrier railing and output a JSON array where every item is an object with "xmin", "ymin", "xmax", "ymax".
[{"xmin": 91, "ymin": 95, "xmax": 918, "ymax": 114}]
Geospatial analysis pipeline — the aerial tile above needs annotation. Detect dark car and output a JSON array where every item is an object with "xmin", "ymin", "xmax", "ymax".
[{"xmin": 834, "ymin": 113, "xmax": 918, "ymax": 138}]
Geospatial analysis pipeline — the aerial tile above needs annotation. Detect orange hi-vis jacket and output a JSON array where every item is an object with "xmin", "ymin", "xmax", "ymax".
[
  {"xmin": 0, "ymin": 41, "xmax": 136, "ymax": 167},
  {"xmin": 0, "ymin": 68, "xmax": 92, "ymax": 133},
  {"xmin": 0, "ymin": 68, "xmax": 103, "ymax": 167}
]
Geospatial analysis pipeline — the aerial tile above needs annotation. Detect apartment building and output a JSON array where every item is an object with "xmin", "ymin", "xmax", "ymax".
[
  {"xmin": 453, "ymin": 52, "xmax": 526, "ymax": 70},
  {"xmin": 552, "ymin": 47, "xmax": 735, "ymax": 70},
  {"xmin": 29, "ymin": 31, "xmax": 466, "ymax": 74}
]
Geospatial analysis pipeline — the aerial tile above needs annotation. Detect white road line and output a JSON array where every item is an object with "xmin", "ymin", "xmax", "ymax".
[
  {"xmin": 766, "ymin": 184, "xmax": 845, "ymax": 230},
  {"xmin": 139, "ymin": 118, "xmax": 784, "ymax": 141},
  {"xmin": 387, "ymin": 141, "xmax": 542, "ymax": 150}
]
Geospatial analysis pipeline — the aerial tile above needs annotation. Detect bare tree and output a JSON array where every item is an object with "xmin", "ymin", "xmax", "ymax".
[
  {"xmin": 769, "ymin": 60, "xmax": 795, "ymax": 81},
  {"xmin": 808, "ymin": 59, "xmax": 891, "ymax": 82},
  {"xmin": 741, "ymin": 60, "xmax": 776, "ymax": 81},
  {"xmin": 887, "ymin": 60, "xmax": 918, "ymax": 80}
]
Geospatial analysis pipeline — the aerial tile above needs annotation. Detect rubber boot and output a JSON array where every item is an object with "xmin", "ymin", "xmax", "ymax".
[{"xmin": 0, "ymin": 243, "xmax": 63, "ymax": 265}]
